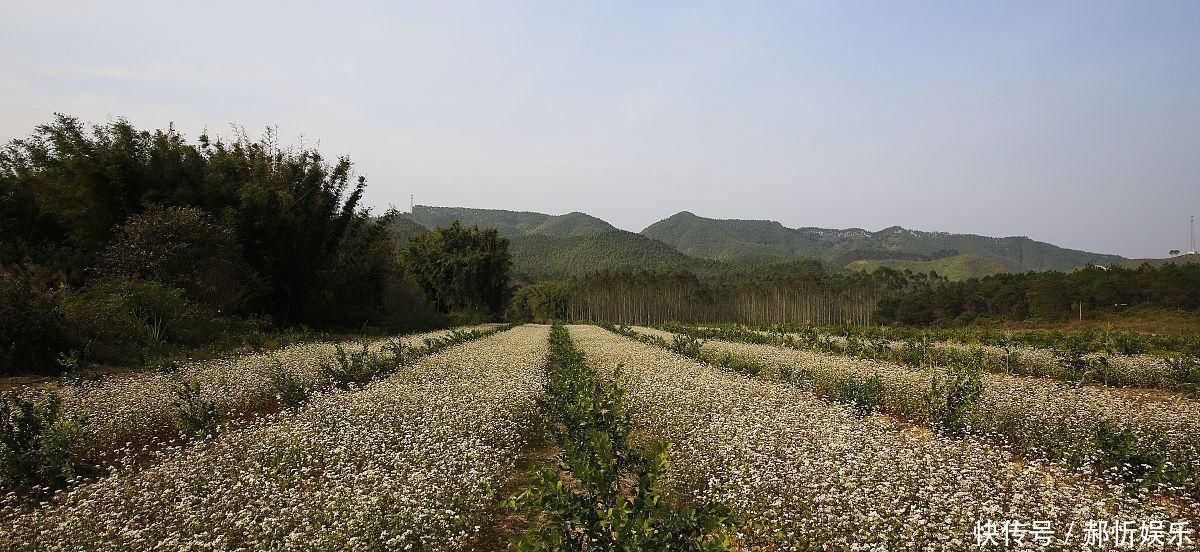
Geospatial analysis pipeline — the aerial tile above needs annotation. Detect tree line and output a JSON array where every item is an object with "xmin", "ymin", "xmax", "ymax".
[
  {"xmin": 508, "ymin": 269, "xmax": 883, "ymax": 326},
  {"xmin": 509, "ymin": 262, "xmax": 1200, "ymax": 329},
  {"xmin": 876, "ymin": 263, "xmax": 1200, "ymax": 326},
  {"xmin": 1, "ymin": 115, "xmax": 512, "ymax": 375}
]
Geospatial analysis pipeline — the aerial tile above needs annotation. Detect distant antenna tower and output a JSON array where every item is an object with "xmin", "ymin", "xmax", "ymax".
[
  {"xmin": 410, "ymin": 194, "xmax": 414, "ymax": 214},
  {"xmin": 1191, "ymin": 215, "xmax": 1197, "ymax": 254}
]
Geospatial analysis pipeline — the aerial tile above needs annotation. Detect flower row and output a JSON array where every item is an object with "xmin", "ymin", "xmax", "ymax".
[
  {"xmin": 0, "ymin": 325, "xmax": 550, "ymax": 550},
  {"xmin": 640, "ymin": 325, "xmax": 1200, "ymax": 500},
  {"xmin": 569, "ymin": 325, "xmax": 1192, "ymax": 550}
]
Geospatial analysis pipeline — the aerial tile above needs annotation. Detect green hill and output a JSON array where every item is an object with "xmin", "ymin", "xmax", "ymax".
[
  {"xmin": 395, "ymin": 205, "xmax": 1127, "ymax": 281},
  {"xmin": 846, "ymin": 254, "xmax": 1011, "ymax": 281},
  {"xmin": 1112, "ymin": 253, "xmax": 1200, "ymax": 269},
  {"xmin": 392, "ymin": 208, "xmax": 699, "ymax": 278},
  {"xmin": 641, "ymin": 211, "xmax": 1122, "ymax": 273},
  {"xmin": 509, "ymin": 231, "xmax": 698, "ymax": 278},
  {"xmin": 386, "ymin": 217, "xmax": 430, "ymax": 245},
  {"xmin": 405, "ymin": 205, "xmax": 617, "ymax": 238}
]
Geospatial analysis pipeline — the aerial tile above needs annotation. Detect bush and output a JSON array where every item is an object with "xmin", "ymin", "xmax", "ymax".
[
  {"xmin": 668, "ymin": 334, "xmax": 705, "ymax": 358},
  {"xmin": 1093, "ymin": 420, "xmax": 1167, "ymax": 486},
  {"xmin": 319, "ymin": 344, "xmax": 385, "ymax": 389},
  {"xmin": 926, "ymin": 357, "xmax": 984, "ymax": 435},
  {"xmin": 0, "ymin": 275, "xmax": 68, "ymax": 375},
  {"xmin": 0, "ymin": 392, "xmax": 93, "ymax": 491},
  {"xmin": 268, "ymin": 361, "xmax": 312, "ymax": 409},
  {"xmin": 1054, "ymin": 349, "xmax": 1108, "ymax": 387},
  {"xmin": 172, "ymin": 379, "xmax": 223, "ymax": 439},
  {"xmin": 836, "ymin": 373, "xmax": 885, "ymax": 416},
  {"xmin": 711, "ymin": 352, "xmax": 762, "ymax": 377},
  {"xmin": 99, "ymin": 204, "xmax": 255, "ymax": 313},
  {"xmin": 60, "ymin": 277, "xmax": 222, "ymax": 366},
  {"xmin": 1166, "ymin": 355, "xmax": 1200, "ymax": 397},
  {"xmin": 898, "ymin": 340, "xmax": 930, "ymax": 368}
]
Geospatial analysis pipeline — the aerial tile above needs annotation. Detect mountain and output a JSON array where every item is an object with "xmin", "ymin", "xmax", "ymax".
[
  {"xmin": 846, "ymin": 254, "xmax": 1011, "ymax": 281},
  {"xmin": 641, "ymin": 211, "xmax": 1123, "ymax": 273},
  {"xmin": 394, "ymin": 205, "xmax": 1125, "ymax": 280},
  {"xmin": 405, "ymin": 205, "xmax": 617, "ymax": 238},
  {"xmin": 400, "ymin": 206, "xmax": 699, "ymax": 278},
  {"xmin": 509, "ymin": 231, "xmax": 698, "ymax": 278}
]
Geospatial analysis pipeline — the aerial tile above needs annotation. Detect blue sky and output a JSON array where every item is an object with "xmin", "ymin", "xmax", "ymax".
[{"xmin": 2, "ymin": 1, "xmax": 1198, "ymax": 257}]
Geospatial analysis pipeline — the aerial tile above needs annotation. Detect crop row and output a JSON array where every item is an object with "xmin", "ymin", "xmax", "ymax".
[
  {"xmin": 0, "ymin": 325, "xmax": 550, "ymax": 550},
  {"xmin": 505, "ymin": 324, "xmax": 732, "ymax": 548},
  {"xmin": 636, "ymin": 325, "xmax": 1200, "ymax": 501},
  {"xmin": 569, "ymin": 325, "xmax": 1193, "ymax": 549},
  {"xmin": 772, "ymin": 323, "xmax": 1200, "ymax": 358},
  {"xmin": 0, "ymin": 324, "xmax": 501, "ymax": 495},
  {"xmin": 680, "ymin": 324, "xmax": 1200, "ymax": 391}
]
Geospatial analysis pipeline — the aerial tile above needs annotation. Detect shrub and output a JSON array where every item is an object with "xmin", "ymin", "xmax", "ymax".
[
  {"xmin": 926, "ymin": 357, "xmax": 984, "ymax": 435},
  {"xmin": 268, "ymin": 361, "xmax": 311, "ymax": 409},
  {"xmin": 319, "ymin": 344, "xmax": 382, "ymax": 389},
  {"xmin": 836, "ymin": 373, "xmax": 885, "ymax": 416},
  {"xmin": 1093, "ymin": 420, "xmax": 1167, "ymax": 486},
  {"xmin": 0, "ymin": 392, "xmax": 93, "ymax": 491},
  {"xmin": 99, "ymin": 204, "xmax": 254, "ymax": 313},
  {"xmin": 172, "ymin": 379, "xmax": 223, "ymax": 439},
  {"xmin": 898, "ymin": 339, "xmax": 929, "ymax": 368},
  {"xmin": 711, "ymin": 353, "xmax": 763, "ymax": 377},
  {"xmin": 0, "ymin": 275, "xmax": 68, "ymax": 376},
  {"xmin": 668, "ymin": 334, "xmax": 705, "ymax": 358},
  {"xmin": 1054, "ymin": 349, "xmax": 1108, "ymax": 387},
  {"xmin": 1166, "ymin": 355, "xmax": 1200, "ymax": 397},
  {"xmin": 60, "ymin": 277, "xmax": 221, "ymax": 366}
]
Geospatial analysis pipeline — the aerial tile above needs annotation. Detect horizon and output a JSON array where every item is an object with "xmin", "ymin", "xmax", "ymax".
[{"xmin": 3, "ymin": 1, "xmax": 1198, "ymax": 258}]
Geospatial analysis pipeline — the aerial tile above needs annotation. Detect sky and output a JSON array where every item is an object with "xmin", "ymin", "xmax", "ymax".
[{"xmin": 2, "ymin": 1, "xmax": 1198, "ymax": 258}]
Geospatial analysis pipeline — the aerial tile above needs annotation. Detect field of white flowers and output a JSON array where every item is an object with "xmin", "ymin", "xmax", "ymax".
[
  {"xmin": 3, "ymin": 322, "xmax": 1197, "ymax": 550},
  {"xmin": 571, "ymin": 325, "xmax": 1197, "ymax": 549},
  {"xmin": 633, "ymin": 326, "xmax": 1200, "ymax": 501},
  {"xmin": 57, "ymin": 326, "xmax": 491, "ymax": 454},
  {"xmin": 0, "ymin": 325, "xmax": 548, "ymax": 550},
  {"xmin": 787, "ymin": 328, "xmax": 1196, "ymax": 390}
]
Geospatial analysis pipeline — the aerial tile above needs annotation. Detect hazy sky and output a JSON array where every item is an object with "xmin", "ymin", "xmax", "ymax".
[{"xmin": 3, "ymin": 1, "xmax": 1198, "ymax": 258}]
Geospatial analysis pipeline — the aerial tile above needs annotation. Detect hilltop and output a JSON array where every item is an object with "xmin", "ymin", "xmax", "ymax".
[
  {"xmin": 642, "ymin": 211, "xmax": 1123, "ymax": 273},
  {"xmin": 406, "ymin": 205, "xmax": 617, "ymax": 238},
  {"xmin": 1112, "ymin": 253, "xmax": 1200, "ymax": 269},
  {"xmin": 397, "ymin": 206, "xmax": 1127, "ymax": 280}
]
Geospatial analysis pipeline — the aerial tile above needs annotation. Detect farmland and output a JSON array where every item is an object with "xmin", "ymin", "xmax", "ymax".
[
  {"xmin": 2, "ymin": 322, "xmax": 1197, "ymax": 550},
  {"xmin": 4, "ymin": 4, "xmax": 1199, "ymax": 547}
]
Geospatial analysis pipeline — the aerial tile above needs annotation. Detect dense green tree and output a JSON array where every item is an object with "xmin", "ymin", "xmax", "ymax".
[
  {"xmin": 0, "ymin": 115, "xmax": 443, "ymax": 372},
  {"xmin": 0, "ymin": 114, "xmax": 407, "ymax": 327},
  {"xmin": 98, "ymin": 204, "xmax": 254, "ymax": 313},
  {"xmin": 0, "ymin": 275, "xmax": 67, "ymax": 375},
  {"xmin": 402, "ymin": 222, "xmax": 512, "ymax": 319},
  {"xmin": 875, "ymin": 264, "xmax": 1200, "ymax": 326},
  {"xmin": 508, "ymin": 281, "xmax": 570, "ymax": 321}
]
